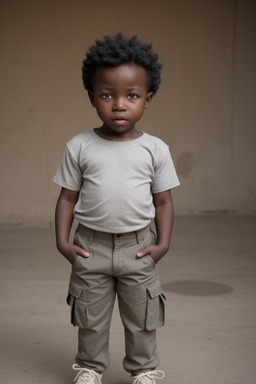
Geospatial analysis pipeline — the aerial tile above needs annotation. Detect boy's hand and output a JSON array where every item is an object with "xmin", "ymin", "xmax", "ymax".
[
  {"xmin": 136, "ymin": 244, "xmax": 168, "ymax": 264},
  {"xmin": 58, "ymin": 242, "xmax": 90, "ymax": 264},
  {"xmin": 55, "ymin": 188, "xmax": 90, "ymax": 264},
  {"xmin": 137, "ymin": 190, "xmax": 174, "ymax": 264}
]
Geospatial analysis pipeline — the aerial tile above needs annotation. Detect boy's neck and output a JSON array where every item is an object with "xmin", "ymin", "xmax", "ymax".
[{"xmin": 94, "ymin": 126, "xmax": 143, "ymax": 142}]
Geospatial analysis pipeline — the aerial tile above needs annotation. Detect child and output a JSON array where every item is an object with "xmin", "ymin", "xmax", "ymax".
[{"xmin": 54, "ymin": 33, "xmax": 179, "ymax": 384}]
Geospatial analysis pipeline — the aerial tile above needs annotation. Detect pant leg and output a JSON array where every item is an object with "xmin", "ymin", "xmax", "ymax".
[
  {"xmin": 75, "ymin": 276, "xmax": 116, "ymax": 372},
  {"xmin": 115, "ymin": 226, "xmax": 166, "ymax": 375},
  {"xmin": 67, "ymin": 226, "xmax": 116, "ymax": 373}
]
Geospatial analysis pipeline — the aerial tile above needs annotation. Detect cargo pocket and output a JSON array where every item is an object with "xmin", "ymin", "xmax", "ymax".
[
  {"xmin": 66, "ymin": 279, "xmax": 87, "ymax": 328},
  {"xmin": 146, "ymin": 280, "xmax": 166, "ymax": 331}
]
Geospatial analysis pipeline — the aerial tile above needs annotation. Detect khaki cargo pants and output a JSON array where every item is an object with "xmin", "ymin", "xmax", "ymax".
[{"xmin": 67, "ymin": 224, "xmax": 166, "ymax": 375}]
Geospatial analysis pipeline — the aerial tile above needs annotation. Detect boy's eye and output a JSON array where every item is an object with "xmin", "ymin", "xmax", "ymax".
[
  {"xmin": 102, "ymin": 93, "xmax": 112, "ymax": 99},
  {"xmin": 128, "ymin": 93, "xmax": 138, "ymax": 100}
]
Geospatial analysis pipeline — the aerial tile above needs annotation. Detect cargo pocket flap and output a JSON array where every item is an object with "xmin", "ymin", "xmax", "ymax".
[
  {"xmin": 68, "ymin": 280, "xmax": 84, "ymax": 298},
  {"xmin": 66, "ymin": 280, "xmax": 87, "ymax": 328},
  {"xmin": 146, "ymin": 281, "xmax": 166, "ymax": 331},
  {"xmin": 147, "ymin": 281, "xmax": 162, "ymax": 299}
]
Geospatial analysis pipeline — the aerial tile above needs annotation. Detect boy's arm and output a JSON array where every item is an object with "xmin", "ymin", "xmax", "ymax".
[
  {"xmin": 55, "ymin": 187, "xmax": 90, "ymax": 264},
  {"xmin": 137, "ymin": 190, "xmax": 174, "ymax": 263}
]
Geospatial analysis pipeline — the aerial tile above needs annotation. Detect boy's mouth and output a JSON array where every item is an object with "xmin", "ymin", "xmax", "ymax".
[
  {"xmin": 113, "ymin": 117, "xmax": 128, "ymax": 125},
  {"xmin": 114, "ymin": 116, "xmax": 127, "ymax": 120}
]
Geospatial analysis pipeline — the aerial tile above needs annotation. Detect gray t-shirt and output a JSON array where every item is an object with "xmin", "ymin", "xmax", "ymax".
[{"xmin": 53, "ymin": 130, "xmax": 180, "ymax": 233}]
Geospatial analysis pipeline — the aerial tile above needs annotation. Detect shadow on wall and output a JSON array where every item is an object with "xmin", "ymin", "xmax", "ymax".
[{"xmin": 162, "ymin": 280, "xmax": 233, "ymax": 296}]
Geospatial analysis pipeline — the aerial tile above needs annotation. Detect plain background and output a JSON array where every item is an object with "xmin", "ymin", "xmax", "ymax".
[{"xmin": 0, "ymin": 0, "xmax": 255, "ymax": 226}]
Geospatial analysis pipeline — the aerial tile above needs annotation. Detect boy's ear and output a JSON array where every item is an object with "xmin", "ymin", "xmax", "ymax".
[
  {"xmin": 144, "ymin": 92, "xmax": 154, "ymax": 110},
  {"xmin": 88, "ymin": 91, "xmax": 96, "ymax": 107}
]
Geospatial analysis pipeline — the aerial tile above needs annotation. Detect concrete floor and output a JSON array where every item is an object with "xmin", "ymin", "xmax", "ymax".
[{"xmin": 0, "ymin": 216, "xmax": 256, "ymax": 384}]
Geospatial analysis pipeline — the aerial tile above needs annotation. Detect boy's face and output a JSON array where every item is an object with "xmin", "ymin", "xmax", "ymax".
[{"xmin": 88, "ymin": 62, "xmax": 153, "ymax": 137}]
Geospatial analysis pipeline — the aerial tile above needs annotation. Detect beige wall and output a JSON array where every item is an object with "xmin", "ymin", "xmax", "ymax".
[{"xmin": 0, "ymin": 0, "xmax": 255, "ymax": 226}]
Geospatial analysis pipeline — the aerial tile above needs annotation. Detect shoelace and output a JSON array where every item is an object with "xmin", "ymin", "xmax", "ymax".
[
  {"xmin": 132, "ymin": 370, "xmax": 165, "ymax": 384},
  {"xmin": 72, "ymin": 364, "xmax": 102, "ymax": 384}
]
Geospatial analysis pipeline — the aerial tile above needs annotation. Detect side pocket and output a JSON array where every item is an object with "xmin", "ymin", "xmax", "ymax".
[
  {"xmin": 146, "ymin": 280, "xmax": 166, "ymax": 331},
  {"xmin": 66, "ymin": 279, "xmax": 87, "ymax": 328}
]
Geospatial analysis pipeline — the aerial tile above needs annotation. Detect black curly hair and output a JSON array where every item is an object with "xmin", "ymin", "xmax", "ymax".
[{"xmin": 82, "ymin": 33, "xmax": 162, "ymax": 94}]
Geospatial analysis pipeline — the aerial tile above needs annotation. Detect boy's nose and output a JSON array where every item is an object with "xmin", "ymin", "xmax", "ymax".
[{"xmin": 113, "ymin": 98, "xmax": 126, "ymax": 111}]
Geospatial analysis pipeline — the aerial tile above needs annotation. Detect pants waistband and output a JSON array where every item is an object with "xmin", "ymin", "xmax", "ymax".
[{"xmin": 76, "ymin": 224, "xmax": 151, "ymax": 245}]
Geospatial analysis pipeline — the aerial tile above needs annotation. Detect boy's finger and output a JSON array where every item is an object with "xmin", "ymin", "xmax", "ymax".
[
  {"xmin": 80, "ymin": 249, "xmax": 90, "ymax": 258},
  {"xmin": 75, "ymin": 246, "xmax": 90, "ymax": 258},
  {"xmin": 136, "ymin": 248, "xmax": 150, "ymax": 258}
]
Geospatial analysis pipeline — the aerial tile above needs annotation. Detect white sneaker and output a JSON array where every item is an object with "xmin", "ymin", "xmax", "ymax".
[
  {"xmin": 131, "ymin": 370, "xmax": 165, "ymax": 384},
  {"xmin": 72, "ymin": 364, "xmax": 102, "ymax": 384}
]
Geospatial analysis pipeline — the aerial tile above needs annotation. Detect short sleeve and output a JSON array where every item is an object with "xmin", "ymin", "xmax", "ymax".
[
  {"xmin": 151, "ymin": 148, "xmax": 180, "ymax": 193},
  {"xmin": 53, "ymin": 145, "xmax": 82, "ymax": 191}
]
